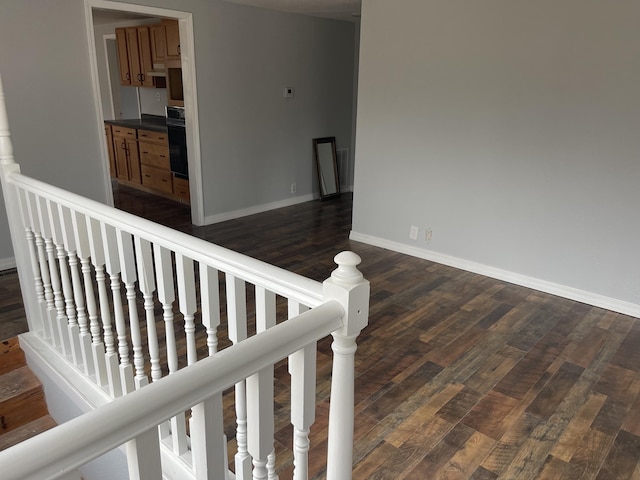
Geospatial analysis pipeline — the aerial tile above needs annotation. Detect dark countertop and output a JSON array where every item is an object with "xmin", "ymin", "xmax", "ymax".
[{"xmin": 104, "ymin": 114, "xmax": 167, "ymax": 133}]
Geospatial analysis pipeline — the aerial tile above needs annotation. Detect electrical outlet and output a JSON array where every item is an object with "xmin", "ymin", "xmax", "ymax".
[
  {"xmin": 425, "ymin": 228, "xmax": 432, "ymax": 244},
  {"xmin": 291, "ymin": 183, "xmax": 297, "ymax": 194},
  {"xmin": 155, "ymin": 92, "xmax": 161, "ymax": 102},
  {"xmin": 409, "ymin": 225, "xmax": 419, "ymax": 240},
  {"xmin": 283, "ymin": 87, "xmax": 295, "ymax": 98}
]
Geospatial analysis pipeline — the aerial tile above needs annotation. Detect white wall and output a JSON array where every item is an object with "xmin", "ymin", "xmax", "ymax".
[
  {"xmin": 353, "ymin": 0, "xmax": 640, "ymax": 312},
  {"xmin": 0, "ymin": 0, "xmax": 355, "ymax": 265}
]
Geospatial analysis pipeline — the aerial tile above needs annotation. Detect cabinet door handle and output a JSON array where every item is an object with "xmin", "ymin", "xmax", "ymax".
[
  {"xmin": 126, "ymin": 72, "xmax": 130, "ymax": 81},
  {"xmin": 177, "ymin": 44, "xmax": 181, "ymax": 55}
]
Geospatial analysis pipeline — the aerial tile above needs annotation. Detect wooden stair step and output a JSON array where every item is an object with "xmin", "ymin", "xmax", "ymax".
[
  {"xmin": 0, "ymin": 414, "xmax": 56, "ymax": 452},
  {"xmin": 0, "ymin": 338, "xmax": 26, "ymax": 376},
  {"xmin": 0, "ymin": 366, "xmax": 48, "ymax": 434}
]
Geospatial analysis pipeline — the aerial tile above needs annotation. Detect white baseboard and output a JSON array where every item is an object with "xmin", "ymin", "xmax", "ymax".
[
  {"xmin": 204, "ymin": 193, "xmax": 316, "ymax": 225},
  {"xmin": 0, "ymin": 256, "xmax": 16, "ymax": 271},
  {"xmin": 349, "ymin": 231, "xmax": 640, "ymax": 318}
]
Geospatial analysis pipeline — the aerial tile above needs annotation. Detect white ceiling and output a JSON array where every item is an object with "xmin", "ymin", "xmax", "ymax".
[{"xmin": 222, "ymin": 0, "xmax": 361, "ymax": 21}]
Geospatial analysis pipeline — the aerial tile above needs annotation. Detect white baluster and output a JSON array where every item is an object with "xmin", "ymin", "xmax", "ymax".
[
  {"xmin": 288, "ymin": 301, "xmax": 313, "ymax": 480},
  {"xmin": 200, "ymin": 264, "xmax": 220, "ymax": 356},
  {"xmin": 19, "ymin": 191, "xmax": 44, "ymax": 303},
  {"xmin": 267, "ymin": 452, "xmax": 277, "ymax": 480},
  {"xmin": 152, "ymin": 244, "xmax": 175, "ymax": 376},
  {"xmin": 116, "ymin": 230, "xmax": 142, "ymax": 394},
  {"xmin": 247, "ymin": 367, "xmax": 274, "ymax": 480},
  {"xmin": 47, "ymin": 200, "xmax": 78, "ymax": 363},
  {"xmin": 87, "ymin": 217, "xmax": 121, "ymax": 397},
  {"xmin": 73, "ymin": 211, "xmax": 106, "ymax": 384},
  {"xmin": 176, "ymin": 255, "xmax": 197, "ymax": 365},
  {"xmin": 227, "ymin": 274, "xmax": 251, "ymax": 480},
  {"xmin": 102, "ymin": 223, "xmax": 133, "ymax": 396},
  {"xmin": 37, "ymin": 196, "xmax": 68, "ymax": 355},
  {"xmin": 255, "ymin": 287, "xmax": 278, "ymax": 480},
  {"xmin": 135, "ymin": 239, "xmax": 161, "ymax": 384},
  {"xmin": 191, "ymin": 264, "xmax": 228, "ymax": 480},
  {"xmin": 125, "ymin": 428, "xmax": 163, "ymax": 480},
  {"xmin": 152, "ymin": 244, "xmax": 187, "ymax": 454},
  {"xmin": 19, "ymin": 190, "xmax": 49, "ymax": 339},
  {"xmin": 58, "ymin": 205, "xmax": 84, "ymax": 368},
  {"xmin": 26, "ymin": 192, "xmax": 53, "ymax": 314},
  {"xmin": 323, "ymin": 252, "xmax": 370, "ymax": 480}
]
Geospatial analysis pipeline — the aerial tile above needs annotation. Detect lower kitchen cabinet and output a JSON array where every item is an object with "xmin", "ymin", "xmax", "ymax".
[
  {"xmin": 106, "ymin": 123, "xmax": 189, "ymax": 204},
  {"xmin": 172, "ymin": 176, "xmax": 190, "ymax": 204},
  {"xmin": 141, "ymin": 164, "xmax": 173, "ymax": 193},
  {"xmin": 111, "ymin": 125, "xmax": 141, "ymax": 184}
]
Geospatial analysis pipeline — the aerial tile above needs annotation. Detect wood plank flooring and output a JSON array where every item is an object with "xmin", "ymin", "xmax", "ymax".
[{"xmin": 1, "ymin": 182, "xmax": 639, "ymax": 479}]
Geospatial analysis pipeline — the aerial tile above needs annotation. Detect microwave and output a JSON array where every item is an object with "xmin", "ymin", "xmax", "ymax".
[{"xmin": 165, "ymin": 59, "xmax": 184, "ymax": 107}]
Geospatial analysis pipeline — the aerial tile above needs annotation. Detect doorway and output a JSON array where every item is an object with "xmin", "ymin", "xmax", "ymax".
[{"xmin": 84, "ymin": 0, "xmax": 204, "ymax": 226}]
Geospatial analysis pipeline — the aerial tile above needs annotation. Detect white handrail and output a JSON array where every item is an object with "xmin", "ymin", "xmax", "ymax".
[
  {"xmin": 0, "ymin": 301, "xmax": 344, "ymax": 480},
  {"xmin": 5, "ymin": 171, "xmax": 324, "ymax": 307}
]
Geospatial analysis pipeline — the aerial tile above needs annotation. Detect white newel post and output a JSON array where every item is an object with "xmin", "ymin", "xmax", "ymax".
[
  {"xmin": 323, "ymin": 251, "xmax": 369, "ymax": 480},
  {"xmin": 0, "ymin": 73, "xmax": 44, "ymax": 334}
]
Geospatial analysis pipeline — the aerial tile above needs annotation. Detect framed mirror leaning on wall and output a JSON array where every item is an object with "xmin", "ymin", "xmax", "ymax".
[{"xmin": 313, "ymin": 137, "xmax": 340, "ymax": 200}]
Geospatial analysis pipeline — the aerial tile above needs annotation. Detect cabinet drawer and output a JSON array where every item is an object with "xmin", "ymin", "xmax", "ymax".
[
  {"xmin": 141, "ymin": 165, "xmax": 173, "ymax": 193},
  {"xmin": 139, "ymin": 141, "xmax": 170, "ymax": 169},
  {"xmin": 111, "ymin": 126, "xmax": 137, "ymax": 138},
  {"xmin": 173, "ymin": 177, "xmax": 190, "ymax": 201},
  {"xmin": 138, "ymin": 129, "xmax": 168, "ymax": 144}
]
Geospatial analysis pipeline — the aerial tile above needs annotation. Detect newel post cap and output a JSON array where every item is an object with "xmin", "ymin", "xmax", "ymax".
[{"xmin": 331, "ymin": 251, "xmax": 363, "ymax": 286}]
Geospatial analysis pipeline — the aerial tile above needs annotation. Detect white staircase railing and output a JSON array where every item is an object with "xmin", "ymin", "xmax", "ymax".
[{"xmin": 0, "ymin": 72, "xmax": 370, "ymax": 480}]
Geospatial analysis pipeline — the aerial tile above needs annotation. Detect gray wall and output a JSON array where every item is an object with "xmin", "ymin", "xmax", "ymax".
[
  {"xmin": 0, "ymin": 0, "xmax": 109, "ymax": 266},
  {"xmin": 353, "ymin": 0, "xmax": 640, "ymax": 309},
  {"xmin": 0, "ymin": 0, "xmax": 355, "ymax": 265}
]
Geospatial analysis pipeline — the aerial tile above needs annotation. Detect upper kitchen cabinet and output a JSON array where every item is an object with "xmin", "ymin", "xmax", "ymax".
[
  {"xmin": 116, "ymin": 26, "xmax": 155, "ymax": 87},
  {"xmin": 115, "ymin": 28, "xmax": 131, "ymax": 85},
  {"xmin": 162, "ymin": 19, "xmax": 181, "ymax": 60},
  {"xmin": 150, "ymin": 24, "xmax": 167, "ymax": 65}
]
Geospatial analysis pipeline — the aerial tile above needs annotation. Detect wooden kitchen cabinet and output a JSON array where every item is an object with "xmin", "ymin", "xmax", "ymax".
[
  {"xmin": 162, "ymin": 19, "xmax": 181, "ymax": 60},
  {"xmin": 138, "ymin": 129, "xmax": 172, "ymax": 193},
  {"xmin": 150, "ymin": 24, "xmax": 167, "ymax": 64},
  {"xmin": 172, "ymin": 176, "xmax": 190, "ymax": 204},
  {"xmin": 115, "ymin": 28, "xmax": 131, "ymax": 85},
  {"xmin": 107, "ymin": 123, "xmax": 187, "ymax": 203},
  {"xmin": 105, "ymin": 125, "xmax": 117, "ymax": 178},
  {"xmin": 115, "ymin": 26, "xmax": 154, "ymax": 87},
  {"xmin": 111, "ymin": 126, "xmax": 141, "ymax": 184}
]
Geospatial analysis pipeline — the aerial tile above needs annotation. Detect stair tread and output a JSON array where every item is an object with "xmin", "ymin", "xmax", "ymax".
[
  {"xmin": 0, "ymin": 415, "xmax": 56, "ymax": 451},
  {"xmin": 0, "ymin": 366, "xmax": 42, "ymax": 404}
]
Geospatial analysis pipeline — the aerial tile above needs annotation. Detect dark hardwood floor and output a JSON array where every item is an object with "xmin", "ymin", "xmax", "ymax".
[{"xmin": 1, "ymin": 182, "xmax": 640, "ymax": 479}]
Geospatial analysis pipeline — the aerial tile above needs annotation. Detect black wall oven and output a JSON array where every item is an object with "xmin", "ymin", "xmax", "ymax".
[{"xmin": 165, "ymin": 106, "xmax": 188, "ymax": 179}]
